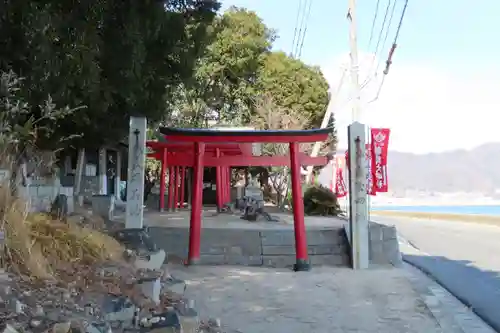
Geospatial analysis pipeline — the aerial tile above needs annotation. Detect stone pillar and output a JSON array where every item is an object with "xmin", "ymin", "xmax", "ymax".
[
  {"xmin": 74, "ymin": 148, "xmax": 86, "ymax": 207},
  {"xmin": 347, "ymin": 121, "xmax": 369, "ymax": 270},
  {"xmin": 115, "ymin": 150, "xmax": 122, "ymax": 202},
  {"xmin": 125, "ymin": 117, "xmax": 147, "ymax": 229},
  {"xmin": 63, "ymin": 156, "xmax": 72, "ymax": 175},
  {"xmin": 98, "ymin": 148, "xmax": 107, "ymax": 195}
]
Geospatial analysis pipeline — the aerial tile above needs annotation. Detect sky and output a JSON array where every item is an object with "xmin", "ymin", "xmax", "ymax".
[{"xmin": 220, "ymin": 0, "xmax": 500, "ymax": 153}]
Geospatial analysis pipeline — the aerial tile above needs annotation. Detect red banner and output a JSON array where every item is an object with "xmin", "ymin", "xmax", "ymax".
[
  {"xmin": 371, "ymin": 128, "xmax": 391, "ymax": 192},
  {"xmin": 330, "ymin": 160, "xmax": 335, "ymax": 192},
  {"xmin": 335, "ymin": 156, "xmax": 347, "ymax": 198}
]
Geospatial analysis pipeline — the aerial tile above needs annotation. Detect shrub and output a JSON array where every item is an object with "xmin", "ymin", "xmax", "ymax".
[{"xmin": 303, "ymin": 184, "xmax": 344, "ymax": 216}]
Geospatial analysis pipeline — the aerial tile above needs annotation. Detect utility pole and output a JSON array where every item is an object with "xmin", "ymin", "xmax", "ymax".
[
  {"xmin": 305, "ymin": 68, "xmax": 346, "ymax": 185},
  {"xmin": 347, "ymin": 0, "xmax": 369, "ymax": 270},
  {"xmin": 348, "ymin": 0, "xmax": 362, "ymax": 123}
]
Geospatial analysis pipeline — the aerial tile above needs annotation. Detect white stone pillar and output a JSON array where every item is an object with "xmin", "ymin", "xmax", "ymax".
[
  {"xmin": 74, "ymin": 148, "xmax": 86, "ymax": 207},
  {"xmin": 64, "ymin": 156, "xmax": 72, "ymax": 175},
  {"xmin": 115, "ymin": 150, "xmax": 122, "ymax": 202},
  {"xmin": 98, "ymin": 148, "xmax": 107, "ymax": 195},
  {"xmin": 125, "ymin": 117, "xmax": 147, "ymax": 229},
  {"xmin": 347, "ymin": 121, "xmax": 369, "ymax": 269}
]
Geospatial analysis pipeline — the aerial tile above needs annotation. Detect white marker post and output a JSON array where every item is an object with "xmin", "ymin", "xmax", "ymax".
[
  {"xmin": 125, "ymin": 116, "xmax": 147, "ymax": 229},
  {"xmin": 348, "ymin": 121, "xmax": 369, "ymax": 269}
]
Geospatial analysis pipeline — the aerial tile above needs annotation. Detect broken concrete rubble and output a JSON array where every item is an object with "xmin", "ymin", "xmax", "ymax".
[{"xmin": 0, "ymin": 215, "xmax": 224, "ymax": 333}]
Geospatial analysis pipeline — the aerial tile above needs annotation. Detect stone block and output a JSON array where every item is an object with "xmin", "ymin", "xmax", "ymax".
[
  {"xmin": 37, "ymin": 185, "xmax": 54, "ymax": 197},
  {"xmin": 369, "ymin": 224, "xmax": 384, "ymax": 242},
  {"xmin": 148, "ymin": 227, "xmax": 189, "ymax": 256},
  {"xmin": 199, "ymin": 254, "xmax": 263, "ymax": 266},
  {"xmin": 263, "ymin": 254, "xmax": 348, "ymax": 267},
  {"xmin": 2, "ymin": 324, "xmax": 18, "ymax": 333},
  {"xmin": 261, "ymin": 255, "xmax": 295, "ymax": 268},
  {"xmin": 134, "ymin": 250, "xmax": 166, "ymax": 270},
  {"xmin": 262, "ymin": 244, "xmax": 346, "ymax": 256},
  {"xmin": 307, "ymin": 229, "xmax": 344, "ymax": 246},
  {"xmin": 92, "ymin": 194, "xmax": 115, "ymax": 220},
  {"xmin": 310, "ymin": 254, "xmax": 349, "ymax": 266},
  {"xmin": 201, "ymin": 229, "xmax": 261, "ymax": 256},
  {"xmin": 369, "ymin": 241, "xmax": 385, "ymax": 262},
  {"xmin": 66, "ymin": 195, "xmax": 75, "ymax": 214},
  {"xmin": 60, "ymin": 186, "xmax": 73, "ymax": 196},
  {"xmin": 383, "ymin": 239, "xmax": 403, "ymax": 266},
  {"xmin": 138, "ymin": 277, "xmax": 161, "ymax": 304},
  {"xmin": 112, "ymin": 227, "xmax": 158, "ymax": 253},
  {"xmin": 102, "ymin": 295, "xmax": 137, "ymax": 324},
  {"xmin": 382, "ymin": 225, "xmax": 398, "ymax": 240},
  {"xmin": 261, "ymin": 229, "xmax": 345, "ymax": 247},
  {"xmin": 260, "ymin": 230, "xmax": 295, "ymax": 246},
  {"xmin": 309, "ymin": 244, "xmax": 346, "ymax": 255},
  {"xmin": 83, "ymin": 322, "xmax": 111, "ymax": 333},
  {"xmin": 140, "ymin": 309, "xmax": 181, "ymax": 333},
  {"xmin": 261, "ymin": 245, "xmax": 296, "ymax": 256},
  {"xmin": 173, "ymin": 301, "xmax": 199, "ymax": 333},
  {"xmin": 162, "ymin": 276, "xmax": 186, "ymax": 296}
]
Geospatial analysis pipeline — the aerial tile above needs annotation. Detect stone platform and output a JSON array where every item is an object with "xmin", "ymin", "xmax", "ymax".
[{"xmin": 116, "ymin": 208, "xmax": 350, "ymax": 268}]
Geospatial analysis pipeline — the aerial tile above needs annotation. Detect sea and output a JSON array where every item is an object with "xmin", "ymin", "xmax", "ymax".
[{"xmin": 371, "ymin": 205, "xmax": 500, "ymax": 216}]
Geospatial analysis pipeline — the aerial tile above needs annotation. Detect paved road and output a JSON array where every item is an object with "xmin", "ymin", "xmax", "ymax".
[
  {"xmin": 373, "ymin": 216, "xmax": 500, "ymax": 332},
  {"xmin": 171, "ymin": 264, "xmax": 493, "ymax": 333}
]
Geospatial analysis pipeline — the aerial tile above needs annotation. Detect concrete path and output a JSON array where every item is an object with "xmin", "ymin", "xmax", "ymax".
[
  {"xmin": 170, "ymin": 264, "xmax": 493, "ymax": 333},
  {"xmin": 373, "ymin": 216, "xmax": 500, "ymax": 332}
]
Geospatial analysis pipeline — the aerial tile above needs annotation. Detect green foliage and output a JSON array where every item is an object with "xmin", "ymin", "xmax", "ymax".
[
  {"xmin": 256, "ymin": 51, "xmax": 330, "ymax": 128},
  {"xmin": 166, "ymin": 6, "xmax": 275, "ymax": 125},
  {"xmin": 166, "ymin": 7, "xmax": 332, "ymax": 130},
  {"xmin": 0, "ymin": 0, "xmax": 220, "ymax": 149},
  {"xmin": 0, "ymin": 71, "xmax": 81, "ymax": 155},
  {"xmin": 303, "ymin": 184, "xmax": 344, "ymax": 216}
]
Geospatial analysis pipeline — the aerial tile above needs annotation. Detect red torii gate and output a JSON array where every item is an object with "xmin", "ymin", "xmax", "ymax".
[{"xmin": 147, "ymin": 127, "xmax": 332, "ymax": 271}]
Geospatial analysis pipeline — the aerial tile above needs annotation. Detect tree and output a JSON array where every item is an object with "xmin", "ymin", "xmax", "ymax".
[
  {"xmin": 250, "ymin": 94, "xmax": 315, "ymax": 208},
  {"xmin": 256, "ymin": 51, "xmax": 330, "ymax": 128},
  {"xmin": 0, "ymin": 0, "xmax": 220, "ymax": 149},
  {"xmin": 165, "ymin": 6, "xmax": 275, "ymax": 126},
  {"xmin": 166, "ymin": 7, "xmax": 332, "ymax": 132}
]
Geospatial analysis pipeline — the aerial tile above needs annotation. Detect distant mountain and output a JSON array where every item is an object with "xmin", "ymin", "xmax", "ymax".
[{"xmin": 387, "ymin": 143, "xmax": 500, "ymax": 195}]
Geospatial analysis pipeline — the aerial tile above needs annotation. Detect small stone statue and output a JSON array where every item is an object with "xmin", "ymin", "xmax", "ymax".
[{"xmin": 240, "ymin": 197, "xmax": 279, "ymax": 222}]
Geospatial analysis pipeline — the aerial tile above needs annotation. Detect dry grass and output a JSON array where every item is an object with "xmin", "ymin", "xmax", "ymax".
[
  {"xmin": 371, "ymin": 210, "xmax": 500, "ymax": 226},
  {"xmin": 0, "ymin": 182, "xmax": 124, "ymax": 281}
]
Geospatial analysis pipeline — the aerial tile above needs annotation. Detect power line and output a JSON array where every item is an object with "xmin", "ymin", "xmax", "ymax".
[
  {"xmin": 369, "ymin": 0, "xmax": 410, "ymax": 103},
  {"xmin": 374, "ymin": 0, "xmax": 398, "ymax": 74},
  {"xmin": 360, "ymin": 0, "xmax": 396, "ymax": 90},
  {"xmin": 297, "ymin": 0, "xmax": 314, "ymax": 58},
  {"xmin": 392, "ymin": 0, "xmax": 410, "ymax": 44},
  {"xmin": 291, "ymin": 0, "xmax": 303, "ymax": 57},
  {"xmin": 373, "ymin": 0, "xmax": 393, "ymax": 61},
  {"xmin": 367, "ymin": 0, "xmax": 381, "ymax": 48},
  {"xmin": 294, "ymin": 0, "xmax": 311, "ymax": 58}
]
